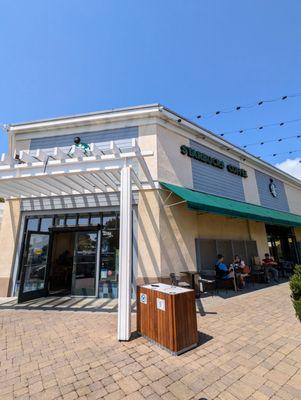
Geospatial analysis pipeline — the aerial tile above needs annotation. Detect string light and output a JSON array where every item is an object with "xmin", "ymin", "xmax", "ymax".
[
  {"xmin": 219, "ymin": 117, "xmax": 301, "ymax": 136},
  {"xmin": 256, "ymin": 149, "xmax": 301, "ymax": 159},
  {"xmin": 241, "ymin": 134, "xmax": 301, "ymax": 149},
  {"xmin": 195, "ymin": 91, "xmax": 301, "ymax": 119}
]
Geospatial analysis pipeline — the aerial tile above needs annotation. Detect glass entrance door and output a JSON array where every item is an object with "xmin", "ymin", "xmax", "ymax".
[
  {"xmin": 72, "ymin": 231, "xmax": 98, "ymax": 296},
  {"xmin": 18, "ymin": 232, "xmax": 50, "ymax": 302},
  {"xmin": 266, "ymin": 224, "xmax": 298, "ymax": 263}
]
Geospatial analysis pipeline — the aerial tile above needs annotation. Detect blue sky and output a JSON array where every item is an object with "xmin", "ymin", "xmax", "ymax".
[{"xmin": 0, "ymin": 0, "xmax": 301, "ymax": 177}]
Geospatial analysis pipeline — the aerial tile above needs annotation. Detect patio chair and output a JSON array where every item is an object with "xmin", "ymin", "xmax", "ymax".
[
  {"xmin": 279, "ymin": 260, "xmax": 294, "ymax": 278},
  {"xmin": 251, "ymin": 256, "xmax": 266, "ymax": 283},
  {"xmin": 199, "ymin": 269, "xmax": 236, "ymax": 294},
  {"xmin": 198, "ymin": 270, "xmax": 216, "ymax": 295},
  {"xmin": 215, "ymin": 275, "xmax": 236, "ymax": 293},
  {"xmin": 169, "ymin": 273, "xmax": 191, "ymax": 288}
]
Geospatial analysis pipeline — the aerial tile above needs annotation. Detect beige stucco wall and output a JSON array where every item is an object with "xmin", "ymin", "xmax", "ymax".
[
  {"xmin": 138, "ymin": 124, "xmax": 158, "ymax": 181},
  {"xmin": 0, "ymin": 200, "xmax": 21, "ymax": 296},
  {"xmin": 136, "ymin": 190, "xmax": 161, "ymax": 283},
  {"xmin": 197, "ymin": 213, "xmax": 250, "ymax": 240},
  {"xmin": 136, "ymin": 189, "xmax": 197, "ymax": 282},
  {"xmin": 241, "ymin": 164, "xmax": 261, "ymax": 205},
  {"xmin": 136, "ymin": 189, "xmax": 270, "ymax": 281},
  {"xmin": 160, "ymin": 196, "xmax": 197, "ymax": 277},
  {"xmin": 197, "ymin": 214, "xmax": 268, "ymax": 260},
  {"xmin": 285, "ymin": 183, "xmax": 301, "ymax": 215},
  {"xmin": 248, "ymin": 220, "xmax": 269, "ymax": 259},
  {"xmin": 157, "ymin": 125, "xmax": 193, "ymax": 188}
]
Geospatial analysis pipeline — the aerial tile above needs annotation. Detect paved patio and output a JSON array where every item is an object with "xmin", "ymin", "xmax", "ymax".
[{"xmin": 0, "ymin": 282, "xmax": 300, "ymax": 400}]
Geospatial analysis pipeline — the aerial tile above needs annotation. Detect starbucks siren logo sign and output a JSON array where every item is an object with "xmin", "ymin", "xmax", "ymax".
[{"xmin": 269, "ymin": 179, "xmax": 278, "ymax": 198}]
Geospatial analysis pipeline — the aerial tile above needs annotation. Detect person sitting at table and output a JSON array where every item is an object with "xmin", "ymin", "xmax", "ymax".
[
  {"xmin": 262, "ymin": 253, "xmax": 279, "ymax": 283},
  {"xmin": 215, "ymin": 254, "xmax": 235, "ymax": 281},
  {"xmin": 231, "ymin": 255, "xmax": 249, "ymax": 288}
]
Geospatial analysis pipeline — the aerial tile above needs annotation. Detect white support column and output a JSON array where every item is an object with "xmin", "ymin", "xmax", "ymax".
[{"xmin": 117, "ymin": 165, "xmax": 132, "ymax": 341}]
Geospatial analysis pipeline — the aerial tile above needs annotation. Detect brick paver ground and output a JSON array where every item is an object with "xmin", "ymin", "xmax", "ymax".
[{"xmin": 0, "ymin": 282, "xmax": 300, "ymax": 400}]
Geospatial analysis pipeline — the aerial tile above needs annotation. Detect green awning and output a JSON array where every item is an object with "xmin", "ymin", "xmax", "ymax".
[{"xmin": 160, "ymin": 181, "xmax": 301, "ymax": 227}]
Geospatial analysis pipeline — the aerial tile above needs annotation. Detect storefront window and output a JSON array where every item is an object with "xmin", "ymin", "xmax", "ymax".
[
  {"xmin": 78, "ymin": 214, "xmax": 90, "ymax": 226},
  {"xmin": 40, "ymin": 217, "xmax": 53, "ymax": 232},
  {"xmin": 27, "ymin": 218, "xmax": 39, "ymax": 232},
  {"xmin": 66, "ymin": 215, "xmax": 77, "ymax": 227},
  {"xmin": 103, "ymin": 213, "xmax": 117, "ymax": 230},
  {"xmin": 23, "ymin": 233, "xmax": 49, "ymax": 292},
  {"xmin": 99, "ymin": 229, "xmax": 119, "ymax": 298},
  {"xmin": 72, "ymin": 232, "xmax": 97, "ymax": 296},
  {"xmin": 90, "ymin": 214, "xmax": 101, "ymax": 225},
  {"xmin": 55, "ymin": 216, "xmax": 65, "ymax": 227}
]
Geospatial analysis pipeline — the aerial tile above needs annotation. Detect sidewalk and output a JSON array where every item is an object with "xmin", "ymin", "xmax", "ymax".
[{"xmin": 0, "ymin": 282, "xmax": 300, "ymax": 400}]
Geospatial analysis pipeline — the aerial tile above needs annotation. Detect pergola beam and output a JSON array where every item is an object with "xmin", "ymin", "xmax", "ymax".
[
  {"xmin": 132, "ymin": 138, "xmax": 155, "ymax": 186},
  {"xmin": 0, "ymin": 140, "xmax": 154, "ymax": 199},
  {"xmin": 83, "ymin": 173, "xmax": 108, "ymax": 192},
  {"xmin": 20, "ymin": 180, "xmax": 52, "ymax": 196},
  {"xmin": 34, "ymin": 149, "xmax": 48, "ymax": 162},
  {"xmin": 5, "ymin": 181, "xmax": 42, "ymax": 198},
  {"xmin": 53, "ymin": 147, "xmax": 66, "ymax": 161},
  {"xmin": 33, "ymin": 178, "xmax": 63, "ymax": 196},
  {"xmin": 19, "ymin": 150, "xmax": 35, "ymax": 164},
  {"xmin": 96, "ymin": 171, "xmax": 118, "ymax": 191},
  {"xmin": 90, "ymin": 143, "xmax": 103, "ymax": 158},
  {"xmin": 109, "ymin": 141, "xmax": 121, "ymax": 158},
  {"xmin": 71, "ymin": 174, "xmax": 97, "ymax": 193},
  {"xmin": 57, "ymin": 176, "xmax": 86, "ymax": 194},
  {"xmin": 43, "ymin": 176, "xmax": 74, "ymax": 195},
  {"xmin": 0, "ymin": 153, "xmax": 14, "ymax": 166},
  {"xmin": 131, "ymin": 169, "xmax": 142, "ymax": 189}
]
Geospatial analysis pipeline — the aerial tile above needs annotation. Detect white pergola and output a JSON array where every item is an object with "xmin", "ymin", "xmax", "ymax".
[{"xmin": 0, "ymin": 138, "xmax": 154, "ymax": 341}]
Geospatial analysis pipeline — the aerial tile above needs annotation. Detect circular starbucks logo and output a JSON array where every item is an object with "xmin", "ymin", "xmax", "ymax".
[{"xmin": 269, "ymin": 179, "xmax": 278, "ymax": 198}]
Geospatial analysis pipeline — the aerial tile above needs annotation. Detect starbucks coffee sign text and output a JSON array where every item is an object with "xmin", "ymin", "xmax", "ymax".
[{"xmin": 180, "ymin": 145, "xmax": 248, "ymax": 178}]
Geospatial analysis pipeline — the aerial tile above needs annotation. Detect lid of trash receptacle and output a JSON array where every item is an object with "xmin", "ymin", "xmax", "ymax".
[{"xmin": 141, "ymin": 283, "xmax": 193, "ymax": 294}]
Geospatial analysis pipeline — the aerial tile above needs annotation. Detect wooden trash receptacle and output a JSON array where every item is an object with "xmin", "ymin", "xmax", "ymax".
[{"xmin": 137, "ymin": 283, "xmax": 198, "ymax": 355}]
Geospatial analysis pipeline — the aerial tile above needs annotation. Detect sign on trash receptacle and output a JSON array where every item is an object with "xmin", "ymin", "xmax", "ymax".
[
  {"xmin": 140, "ymin": 293, "xmax": 147, "ymax": 304},
  {"xmin": 156, "ymin": 298, "xmax": 166, "ymax": 311}
]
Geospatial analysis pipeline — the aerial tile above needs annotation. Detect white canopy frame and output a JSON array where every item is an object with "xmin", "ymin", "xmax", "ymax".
[
  {"xmin": 0, "ymin": 138, "xmax": 154, "ymax": 341},
  {"xmin": 0, "ymin": 138, "xmax": 153, "ymax": 198}
]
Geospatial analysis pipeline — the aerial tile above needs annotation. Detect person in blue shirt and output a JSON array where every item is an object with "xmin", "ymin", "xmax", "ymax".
[{"xmin": 215, "ymin": 254, "xmax": 234, "ymax": 280}]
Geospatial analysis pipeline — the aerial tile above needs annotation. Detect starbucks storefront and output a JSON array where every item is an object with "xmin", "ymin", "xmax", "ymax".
[{"xmin": 16, "ymin": 212, "xmax": 120, "ymax": 302}]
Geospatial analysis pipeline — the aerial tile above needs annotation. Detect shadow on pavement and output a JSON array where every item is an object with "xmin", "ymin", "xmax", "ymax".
[{"xmin": 0, "ymin": 296, "xmax": 133, "ymax": 313}]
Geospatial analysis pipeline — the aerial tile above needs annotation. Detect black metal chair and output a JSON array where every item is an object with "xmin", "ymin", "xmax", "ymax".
[
  {"xmin": 250, "ymin": 257, "xmax": 266, "ymax": 283},
  {"xmin": 169, "ymin": 273, "xmax": 191, "ymax": 288},
  {"xmin": 215, "ymin": 275, "xmax": 236, "ymax": 293},
  {"xmin": 198, "ymin": 270, "xmax": 235, "ymax": 294},
  {"xmin": 279, "ymin": 260, "xmax": 294, "ymax": 278},
  {"xmin": 198, "ymin": 273, "xmax": 216, "ymax": 295}
]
